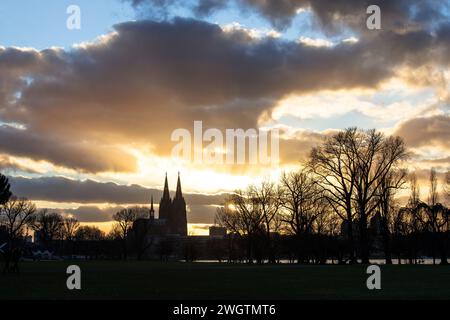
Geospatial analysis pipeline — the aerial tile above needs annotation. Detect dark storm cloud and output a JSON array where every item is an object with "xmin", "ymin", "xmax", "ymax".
[
  {"xmin": 47, "ymin": 204, "xmax": 218, "ymax": 223},
  {"xmin": 0, "ymin": 15, "xmax": 449, "ymax": 171},
  {"xmin": 187, "ymin": 204, "xmax": 218, "ymax": 224},
  {"xmin": 240, "ymin": 0, "xmax": 449, "ymax": 31},
  {"xmin": 394, "ymin": 115, "xmax": 450, "ymax": 150},
  {"xmin": 126, "ymin": 0, "xmax": 228, "ymax": 17},
  {"xmin": 8, "ymin": 176, "xmax": 227, "ymax": 205},
  {"xmin": 279, "ymin": 130, "xmax": 329, "ymax": 165},
  {"xmin": 125, "ymin": 0, "xmax": 450, "ymax": 31},
  {"xmin": 51, "ymin": 206, "xmax": 120, "ymax": 223},
  {"xmin": 0, "ymin": 126, "xmax": 137, "ymax": 173}
]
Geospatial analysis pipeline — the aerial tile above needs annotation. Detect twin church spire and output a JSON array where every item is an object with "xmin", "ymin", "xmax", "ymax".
[
  {"xmin": 161, "ymin": 172, "xmax": 183, "ymax": 200},
  {"xmin": 154, "ymin": 172, "xmax": 187, "ymax": 236}
]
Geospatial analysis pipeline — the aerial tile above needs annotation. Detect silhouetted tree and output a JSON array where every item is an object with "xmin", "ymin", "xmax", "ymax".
[
  {"xmin": 421, "ymin": 169, "xmax": 449, "ymax": 265},
  {"xmin": 63, "ymin": 217, "xmax": 80, "ymax": 241},
  {"xmin": 310, "ymin": 128, "xmax": 359, "ymax": 263},
  {"xmin": 279, "ymin": 169, "xmax": 329, "ymax": 263},
  {"xmin": 404, "ymin": 174, "xmax": 426, "ymax": 264},
  {"xmin": 376, "ymin": 169, "xmax": 407, "ymax": 264},
  {"xmin": 216, "ymin": 190, "xmax": 266, "ymax": 263},
  {"xmin": 248, "ymin": 180, "xmax": 281, "ymax": 263},
  {"xmin": 0, "ymin": 197, "xmax": 36, "ymax": 248},
  {"xmin": 0, "ymin": 173, "xmax": 12, "ymax": 205},
  {"xmin": 75, "ymin": 226, "xmax": 105, "ymax": 241},
  {"xmin": 31, "ymin": 210, "xmax": 64, "ymax": 247},
  {"xmin": 113, "ymin": 207, "xmax": 147, "ymax": 259},
  {"xmin": 351, "ymin": 129, "xmax": 407, "ymax": 264}
]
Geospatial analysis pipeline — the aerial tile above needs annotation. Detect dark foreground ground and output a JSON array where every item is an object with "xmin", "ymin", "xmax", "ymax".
[{"xmin": 1, "ymin": 261, "xmax": 449, "ymax": 300}]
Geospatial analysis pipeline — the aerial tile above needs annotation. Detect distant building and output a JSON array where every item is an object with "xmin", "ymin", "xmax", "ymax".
[
  {"xmin": 132, "ymin": 173, "xmax": 188, "ymax": 238},
  {"xmin": 159, "ymin": 172, "xmax": 188, "ymax": 236},
  {"xmin": 209, "ymin": 226, "xmax": 227, "ymax": 239}
]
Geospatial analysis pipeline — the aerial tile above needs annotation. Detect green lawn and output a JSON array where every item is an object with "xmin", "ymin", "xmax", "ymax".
[{"xmin": 1, "ymin": 261, "xmax": 449, "ymax": 300}]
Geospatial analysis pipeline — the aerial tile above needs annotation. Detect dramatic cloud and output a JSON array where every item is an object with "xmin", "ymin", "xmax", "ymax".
[
  {"xmin": 51, "ymin": 206, "xmax": 120, "ymax": 223},
  {"xmin": 125, "ymin": 0, "xmax": 450, "ymax": 31},
  {"xmin": 43, "ymin": 204, "xmax": 218, "ymax": 223},
  {"xmin": 240, "ymin": 0, "xmax": 449, "ymax": 31},
  {"xmin": 0, "ymin": 125, "xmax": 137, "ymax": 173},
  {"xmin": 126, "ymin": 0, "xmax": 228, "ymax": 18},
  {"xmin": 0, "ymin": 17, "xmax": 448, "ymax": 173},
  {"xmin": 278, "ymin": 129, "xmax": 329, "ymax": 164},
  {"xmin": 395, "ymin": 115, "xmax": 450, "ymax": 150},
  {"xmin": 0, "ymin": 155, "xmax": 38, "ymax": 174},
  {"xmin": 9, "ymin": 176, "xmax": 227, "ymax": 205},
  {"xmin": 7, "ymin": 176, "xmax": 227, "ymax": 223},
  {"xmin": 1, "ymin": 1, "xmax": 449, "ymax": 226}
]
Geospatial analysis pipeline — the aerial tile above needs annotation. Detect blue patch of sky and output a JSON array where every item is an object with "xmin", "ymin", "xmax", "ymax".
[
  {"xmin": 366, "ymin": 86, "xmax": 436, "ymax": 108},
  {"xmin": 278, "ymin": 111, "xmax": 390, "ymax": 132},
  {"xmin": 0, "ymin": 0, "xmax": 134, "ymax": 50},
  {"xmin": 0, "ymin": 0, "xmax": 353, "ymax": 50},
  {"xmin": 200, "ymin": 3, "xmax": 356, "ymax": 43}
]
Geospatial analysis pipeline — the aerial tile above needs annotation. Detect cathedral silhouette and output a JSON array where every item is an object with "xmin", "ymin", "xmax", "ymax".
[{"xmin": 147, "ymin": 173, "xmax": 188, "ymax": 237}]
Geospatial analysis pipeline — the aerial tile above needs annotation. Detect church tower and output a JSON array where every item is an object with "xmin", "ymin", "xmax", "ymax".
[
  {"xmin": 159, "ymin": 173, "xmax": 171, "ymax": 221},
  {"xmin": 149, "ymin": 195, "xmax": 155, "ymax": 221},
  {"xmin": 157, "ymin": 173, "xmax": 188, "ymax": 236},
  {"xmin": 171, "ymin": 172, "xmax": 188, "ymax": 236}
]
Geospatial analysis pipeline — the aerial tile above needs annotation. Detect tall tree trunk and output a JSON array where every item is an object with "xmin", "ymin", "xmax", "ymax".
[
  {"xmin": 439, "ymin": 233, "xmax": 448, "ymax": 265},
  {"xmin": 432, "ymin": 233, "xmax": 436, "ymax": 265},
  {"xmin": 346, "ymin": 211, "xmax": 356, "ymax": 264},
  {"xmin": 247, "ymin": 235, "xmax": 253, "ymax": 264},
  {"xmin": 381, "ymin": 218, "xmax": 392, "ymax": 264},
  {"xmin": 122, "ymin": 240, "xmax": 128, "ymax": 260},
  {"xmin": 359, "ymin": 214, "xmax": 370, "ymax": 264}
]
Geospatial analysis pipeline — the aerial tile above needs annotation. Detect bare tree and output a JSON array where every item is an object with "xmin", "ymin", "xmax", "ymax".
[
  {"xmin": 216, "ymin": 189, "xmax": 265, "ymax": 263},
  {"xmin": 75, "ymin": 226, "xmax": 105, "ymax": 241},
  {"xmin": 113, "ymin": 206, "xmax": 147, "ymax": 259},
  {"xmin": 409, "ymin": 173, "xmax": 421, "ymax": 208},
  {"xmin": 310, "ymin": 128, "xmax": 407, "ymax": 263},
  {"xmin": 351, "ymin": 129, "xmax": 407, "ymax": 263},
  {"xmin": 248, "ymin": 180, "xmax": 280, "ymax": 263},
  {"xmin": 404, "ymin": 173, "xmax": 426, "ymax": 264},
  {"xmin": 279, "ymin": 169, "xmax": 327, "ymax": 263},
  {"xmin": 429, "ymin": 168, "xmax": 439, "ymax": 206},
  {"xmin": 424, "ymin": 168, "xmax": 448, "ymax": 265},
  {"xmin": 0, "ymin": 197, "xmax": 36, "ymax": 248},
  {"xmin": 376, "ymin": 169, "xmax": 407, "ymax": 264},
  {"xmin": 63, "ymin": 217, "xmax": 80, "ymax": 241},
  {"xmin": 31, "ymin": 210, "xmax": 64, "ymax": 247},
  {"xmin": 310, "ymin": 128, "xmax": 358, "ymax": 263}
]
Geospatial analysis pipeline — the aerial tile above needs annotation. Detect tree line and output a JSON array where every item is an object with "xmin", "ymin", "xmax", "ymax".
[
  {"xmin": 1, "ymin": 127, "xmax": 449, "ymax": 264},
  {"xmin": 0, "ymin": 180, "xmax": 153, "ymax": 260},
  {"xmin": 216, "ymin": 127, "xmax": 450, "ymax": 265}
]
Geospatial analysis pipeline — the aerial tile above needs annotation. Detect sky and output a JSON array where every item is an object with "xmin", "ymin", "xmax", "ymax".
[{"xmin": 0, "ymin": 0, "xmax": 449, "ymax": 234}]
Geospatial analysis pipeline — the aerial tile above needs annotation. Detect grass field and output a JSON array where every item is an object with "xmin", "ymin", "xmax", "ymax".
[{"xmin": 1, "ymin": 261, "xmax": 449, "ymax": 300}]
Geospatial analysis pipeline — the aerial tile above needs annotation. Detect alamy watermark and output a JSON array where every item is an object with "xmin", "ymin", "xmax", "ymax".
[
  {"xmin": 66, "ymin": 265, "xmax": 81, "ymax": 290},
  {"xmin": 66, "ymin": 5, "xmax": 81, "ymax": 30},
  {"xmin": 64, "ymin": 4, "xmax": 379, "ymax": 33},
  {"xmin": 367, "ymin": 5, "xmax": 381, "ymax": 30},
  {"xmin": 366, "ymin": 265, "xmax": 381, "ymax": 290},
  {"xmin": 171, "ymin": 121, "xmax": 279, "ymax": 166}
]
